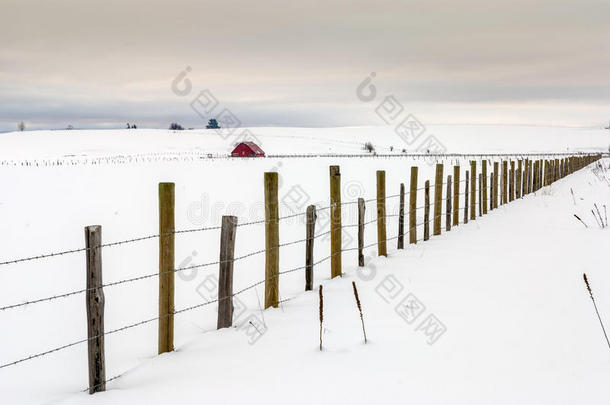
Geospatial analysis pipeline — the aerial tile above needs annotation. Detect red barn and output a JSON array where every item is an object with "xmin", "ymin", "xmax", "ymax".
[{"xmin": 231, "ymin": 142, "xmax": 265, "ymax": 157}]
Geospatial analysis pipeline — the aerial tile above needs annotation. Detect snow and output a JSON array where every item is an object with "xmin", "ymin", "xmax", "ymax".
[
  {"xmin": 0, "ymin": 126, "xmax": 609, "ymax": 404},
  {"xmin": 0, "ymin": 125, "xmax": 608, "ymax": 161}
]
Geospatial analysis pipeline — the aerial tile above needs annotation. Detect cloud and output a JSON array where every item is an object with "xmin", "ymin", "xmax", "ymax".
[{"xmin": 0, "ymin": 0, "xmax": 609, "ymax": 130}]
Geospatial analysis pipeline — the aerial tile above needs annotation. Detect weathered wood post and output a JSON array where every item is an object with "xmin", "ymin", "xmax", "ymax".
[
  {"xmin": 516, "ymin": 160, "xmax": 522, "ymax": 199},
  {"xmin": 452, "ymin": 166, "xmax": 459, "ymax": 226},
  {"xmin": 490, "ymin": 170, "xmax": 494, "ymax": 210},
  {"xmin": 330, "ymin": 166, "xmax": 342, "ymax": 278},
  {"xmin": 523, "ymin": 159, "xmax": 529, "ymax": 195},
  {"xmin": 555, "ymin": 158, "xmax": 560, "ymax": 182},
  {"xmin": 85, "ymin": 225, "xmax": 105, "ymax": 394},
  {"xmin": 508, "ymin": 160, "xmax": 515, "ymax": 202},
  {"xmin": 527, "ymin": 159, "xmax": 534, "ymax": 194},
  {"xmin": 493, "ymin": 162, "xmax": 499, "ymax": 208},
  {"xmin": 377, "ymin": 170, "xmax": 387, "ymax": 256},
  {"xmin": 482, "ymin": 160, "xmax": 488, "ymax": 214},
  {"xmin": 543, "ymin": 160, "xmax": 548, "ymax": 186},
  {"xmin": 464, "ymin": 171, "xmax": 469, "ymax": 224},
  {"xmin": 158, "ymin": 182, "xmax": 175, "ymax": 355},
  {"xmin": 358, "ymin": 198, "xmax": 365, "ymax": 266},
  {"xmin": 502, "ymin": 161, "xmax": 508, "ymax": 204},
  {"xmin": 534, "ymin": 159, "xmax": 541, "ymax": 191},
  {"xmin": 398, "ymin": 183, "xmax": 405, "ymax": 249},
  {"xmin": 527, "ymin": 160, "xmax": 534, "ymax": 194},
  {"xmin": 305, "ymin": 205, "xmax": 316, "ymax": 290},
  {"xmin": 424, "ymin": 180, "xmax": 430, "ymax": 241},
  {"xmin": 409, "ymin": 167, "xmax": 418, "ymax": 244},
  {"xmin": 446, "ymin": 175, "xmax": 452, "ymax": 231},
  {"xmin": 533, "ymin": 160, "xmax": 538, "ymax": 192},
  {"xmin": 264, "ymin": 172, "xmax": 279, "ymax": 308},
  {"xmin": 217, "ymin": 215, "xmax": 237, "ymax": 329},
  {"xmin": 433, "ymin": 163, "xmax": 443, "ymax": 236},
  {"xmin": 555, "ymin": 158, "xmax": 560, "ymax": 181},
  {"xmin": 470, "ymin": 161, "xmax": 476, "ymax": 220}
]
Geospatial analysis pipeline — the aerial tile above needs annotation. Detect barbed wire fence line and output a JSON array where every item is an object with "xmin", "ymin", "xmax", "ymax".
[
  {"xmin": 1, "ymin": 151, "xmax": 607, "ymax": 168},
  {"xmin": 0, "ymin": 153, "xmax": 601, "ymax": 394}
]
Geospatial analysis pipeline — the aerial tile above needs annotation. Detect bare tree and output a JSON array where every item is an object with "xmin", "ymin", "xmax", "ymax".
[{"xmin": 18, "ymin": 121, "xmax": 25, "ymax": 132}]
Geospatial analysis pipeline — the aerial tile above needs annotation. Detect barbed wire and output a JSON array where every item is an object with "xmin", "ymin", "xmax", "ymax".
[
  {"xmin": 0, "ymin": 163, "xmax": 561, "ymax": 269},
  {"xmin": 0, "ymin": 183, "xmax": 544, "ymax": 313},
  {"xmin": 0, "ymin": 171, "xmax": 580, "ymax": 371},
  {"xmin": 0, "ymin": 159, "xmax": 597, "ymax": 371}
]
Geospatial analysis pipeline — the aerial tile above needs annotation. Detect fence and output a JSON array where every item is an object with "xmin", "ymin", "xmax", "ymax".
[
  {"xmin": 0, "ymin": 153, "xmax": 602, "ymax": 394},
  {"xmin": 1, "ymin": 151, "xmax": 606, "ymax": 168}
]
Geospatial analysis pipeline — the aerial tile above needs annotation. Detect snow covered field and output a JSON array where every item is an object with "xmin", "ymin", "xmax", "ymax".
[
  {"xmin": 0, "ymin": 126, "xmax": 609, "ymax": 404},
  {"xmin": 0, "ymin": 125, "xmax": 608, "ymax": 162}
]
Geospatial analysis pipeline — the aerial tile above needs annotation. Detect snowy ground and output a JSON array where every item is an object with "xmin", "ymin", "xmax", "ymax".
[
  {"xmin": 0, "ymin": 125, "xmax": 608, "ymax": 162},
  {"xmin": 0, "ymin": 126, "xmax": 609, "ymax": 404}
]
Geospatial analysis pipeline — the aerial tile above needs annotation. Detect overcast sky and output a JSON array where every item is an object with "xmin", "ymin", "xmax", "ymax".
[{"xmin": 1, "ymin": 0, "xmax": 609, "ymax": 131}]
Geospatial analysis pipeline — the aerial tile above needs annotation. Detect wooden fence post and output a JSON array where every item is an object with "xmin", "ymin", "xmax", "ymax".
[
  {"xmin": 490, "ymin": 169, "xmax": 494, "ymax": 210},
  {"xmin": 527, "ymin": 160, "xmax": 534, "ymax": 194},
  {"xmin": 470, "ymin": 161, "xmax": 476, "ymax": 220},
  {"xmin": 502, "ymin": 161, "xmax": 508, "ymax": 204},
  {"xmin": 218, "ymin": 215, "xmax": 237, "ymax": 329},
  {"xmin": 532, "ymin": 160, "xmax": 538, "ymax": 192},
  {"xmin": 424, "ymin": 180, "xmax": 430, "ymax": 241},
  {"xmin": 452, "ymin": 166, "xmax": 459, "ymax": 226},
  {"xmin": 358, "ymin": 198, "xmax": 365, "ymax": 266},
  {"xmin": 533, "ymin": 159, "xmax": 540, "ymax": 191},
  {"xmin": 433, "ymin": 163, "xmax": 443, "ymax": 236},
  {"xmin": 464, "ymin": 171, "xmax": 469, "ymax": 224},
  {"xmin": 482, "ymin": 160, "xmax": 488, "ymax": 214},
  {"xmin": 158, "ymin": 182, "xmax": 175, "ymax": 355},
  {"xmin": 446, "ymin": 175, "xmax": 452, "ymax": 231},
  {"xmin": 543, "ymin": 160, "xmax": 548, "ymax": 186},
  {"xmin": 516, "ymin": 160, "xmax": 522, "ymax": 199},
  {"xmin": 264, "ymin": 172, "xmax": 279, "ymax": 308},
  {"xmin": 330, "ymin": 166, "xmax": 342, "ymax": 278},
  {"xmin": 305, "ymin": 205, "xmax": 316, "ymax": 290},
  {"xmin": 508, "ymin": 160, "xmax": 515, "ymax": 202},
  {"xmin": 85, "ymin": 225, "xmax": 105, "ymax": 394},
  {"xmin": 555, "ymin": 158, "xmax": 560, "ymax": 181},
  {"xmin": 523, "ymin": 159, "xmax": 529, "ymax": 195},
  {"xmin": 409, "ymin": 167, "xmax": 418, "ymax": 244},
  {"xmin": 493, "ymin": 162, "xmax": 499, "ymax": 208},
  {"xmin": 527, "ymin": 159, "xmax": 534, "ymax": 194},
  {"xmin": 398, "ymin": 183, "xmax": 405, "ymax": 249},
  {"xmin": 377, "ymin": 170, "xmax": 387, "ymax": 256}
]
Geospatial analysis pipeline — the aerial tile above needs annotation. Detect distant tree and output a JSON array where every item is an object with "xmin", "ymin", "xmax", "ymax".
[
  {"xmin": 169, "ymin": 122, "xmax": 184, "ymax": 130},
  {"xmin": 390, "ymin": 146, "xmax": 394, "ymax": 151},
  {"xmin": 18, "ymin": 121, "xmax": 25, "ymax": 132},
  {"xmin": 132, "ymin": 124, "xmax": 137, "ymax": 129},
  {"xmin": 363, "ymin": 141, "xmax": 375, "ymax": 153},
  {"xmin": 206, "ymin": 119, "xmax": 220, "ymax": 129},
  {"xmin": 66, "ymin": 125, "xmax": 74, "ymax": 130}
]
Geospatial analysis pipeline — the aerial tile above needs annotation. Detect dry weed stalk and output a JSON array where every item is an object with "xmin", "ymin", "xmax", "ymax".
[
  {"xmin": 352, "ymin": 281, "xmax": 368, "ymax": 343},
  {"xmin": 318, "ymin": 285, "xmax": 323, "ymax": 351},
  {"xmin": 583, "ymin": 273, "xmax": 610, "ymax": 350},
  {"xmin": 574, "ymin": 214, "xmax": 588, "ymax": 228}
]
